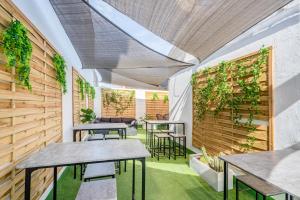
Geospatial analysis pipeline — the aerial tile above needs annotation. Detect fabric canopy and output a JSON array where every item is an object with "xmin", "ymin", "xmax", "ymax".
[
  {"xmin": 104, "ymin": 0, "xmax": 292, "ymax": 61},
  {"xmin": 97, "ymin": 69, "xmax": 164, "ymax": 90},
  {"xmin": 50, "ymin": 0, "xmax": 191, "ymax": 87}
]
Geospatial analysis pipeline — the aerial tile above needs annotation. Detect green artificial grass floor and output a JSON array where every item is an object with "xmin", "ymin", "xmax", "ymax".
[{"xmin": 46, "ymin": 130, "xmax": 279, "ymax": 200}]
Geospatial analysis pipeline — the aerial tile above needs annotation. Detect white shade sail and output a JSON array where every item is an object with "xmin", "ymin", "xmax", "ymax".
[
  {"xmin": 104, "ymin": 0, "xmax": 292, "ymax": 61},
  {"xmin": 97, "ymin": 69, "xmax": 165, "ymax": 90},
  {"xmin": 50, "ymin": 0, "xmax": 191, "ymax": 88}
]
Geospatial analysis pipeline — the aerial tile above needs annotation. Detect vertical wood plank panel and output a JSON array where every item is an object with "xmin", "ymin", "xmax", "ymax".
[
  {"xmin": 101, "ymin": 89, "xmax": 136, "ymax": 118},
  {"xmin": 192, "ymin": 48, "xmax": 273, "ymax": 155},
  {"xmin": 0, "ymin": 1, "xmax": 63, "ymax": 199},
  {"xmin": 145, "ymin": 91, "xmax": 169, "ymax": 119}
]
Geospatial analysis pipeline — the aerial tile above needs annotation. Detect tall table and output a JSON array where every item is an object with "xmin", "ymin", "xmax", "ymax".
[
  {"xmin": 144, "ymin": 120, "xmax": 185, "ymax": 155},
  {"xmin": 73, "ymin": 123, "xmax": 128, "ymax": 142},
  {"xmin": 73, "ymin": 123, "xmax": 128, "ymax": 178},
  {"xmin": 220, "ymin": 143, "xmax": 300, "ymax": 200},
  {"xmin": 17, "ymin": 139, "xmax": 150, "ymax": 200}
]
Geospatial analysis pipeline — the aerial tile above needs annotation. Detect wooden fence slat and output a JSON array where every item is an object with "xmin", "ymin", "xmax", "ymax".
[
  {"xmin": 0, "ymin": 1, "xmax": 63, "ymax": 199},
  {"xmin": 192, "ymin": 48, "xmax": 273, "ymax": 155}
]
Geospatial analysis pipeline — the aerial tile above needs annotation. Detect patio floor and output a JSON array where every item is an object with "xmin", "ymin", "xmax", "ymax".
[{"xmin": 46, "ymin": 130, "xmax": 273, "ymax": 200}]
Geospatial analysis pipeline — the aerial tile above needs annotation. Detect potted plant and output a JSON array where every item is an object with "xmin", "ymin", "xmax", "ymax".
[
  {"xmin": 80, "ymin": 108, "xmax": 96, "ymax": 123},
  {"xmin": 189, "ymin": 147, "xmax": 233, "ymax": 192}
]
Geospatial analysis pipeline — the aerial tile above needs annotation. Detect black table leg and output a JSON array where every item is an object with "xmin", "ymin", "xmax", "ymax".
[
  {"xmin": 124, "ymin": 128, "xmax": 127, "ymax": 139},
  {"xmin": 53, "ymin": 167, "xmax": 57, "ymax": 200},
  {"xmin": 73, "ymin": 130, "xmax": 76, "ymax": 142},
  {"xmin": 25, "ymin": 168, "xmax": 33, "ymax": 200},
  {"xmin": 124, "ymin": 160, "xmax": 127, "ymax": 172},
  {"xmin": 73, "ymin": 130, "xmax": 77, "ymax": 179},
  {"xmin": 132, "ymin": 159, "xmax": 136, "ymax": 200},
  {"xmin": 224, "ymin": 161, "xmax": 228, "ymax": 200},
  {"xmin": 146, "ymin": 122, "xmax": 148, "ymax": 147},
  {"xmin": 141, "ymin": 158, "xmax": 146, "ymax": 200},
  {"xmin": 74, "ymin": 165, "xmax": 77, "ymax": 179}
]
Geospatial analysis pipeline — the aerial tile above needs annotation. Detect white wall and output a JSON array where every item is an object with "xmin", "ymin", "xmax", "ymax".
[
  {"xmin": 135, "ymin": 90, "xmax": 146, "ymax": 120},
  {"xmin": 12, "ymin": 0, "xmax": 98, "ymax": 142},
  {"xmin": 169, "ymin": 0, "xmax": 300, "ymax": 150}
]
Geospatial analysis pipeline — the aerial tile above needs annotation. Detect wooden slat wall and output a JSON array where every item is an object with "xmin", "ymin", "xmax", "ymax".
[
  {"xmin": 145, "ymin": 91, "xmax": 169, "ymax": 119},
  {"xmin": 0, "ymin": 1, "xmax": 63, "ymax": 199},
  {"xmin": 101, "ymin": 89, "xmax": 136, "ymax": 118},
  {"xmin": 72, "ymin": 68, "xmax": 91, "ymax": 126},
  {"xmin": 192, "ymin": 49, "xmax": 273, "ymax": 155}
]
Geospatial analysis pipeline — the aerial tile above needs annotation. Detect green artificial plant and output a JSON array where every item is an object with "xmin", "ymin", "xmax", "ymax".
[
  {"xmin": 103, "ymin": 90, "xmax": 135, "ymax": 115},
  {"xmin": 151, "ymin": 92, "xmax": 159, "ymax": 101},
  {"xmin": 80, "ymin": 108, "xmax": 96, "ymax": 123},
  {"xmin": 201, "ymin": 146, "xmax": 225, "ymax": 172},
  {"xmin": 76, "ymin": 77, "xmax": 85, "ymax": 100},
  {"xmin": 52, "ymin": 53, "xmax": 67, "ymax": 94},
  {"xmin": 2, "ymin": 20, "xmax": 32, "ymax": 90},
  {"xmin": 163, "ymin": 95, "xmax": 169, "ymax": 104}
]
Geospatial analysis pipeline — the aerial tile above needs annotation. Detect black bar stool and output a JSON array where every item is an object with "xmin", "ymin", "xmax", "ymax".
[
  {"xmin": 153, "ymin": 133, "xmax": 171, "ymax": 161},
  {"xmin": 169, "ymin": 133, "xmax": 186, "ymax": 160}
]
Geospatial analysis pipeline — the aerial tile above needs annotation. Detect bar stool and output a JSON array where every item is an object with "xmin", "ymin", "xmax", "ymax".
[
  {"xmin": 169, "ymin": 133, "xmax": 186, "ymax": 160},
  {"xmin": 236, "ymin": 175, "xmax": 287, "ymax": 200},
  {"xmin": 153, "ymin": 133, "xmax": 171, "ymax": 161}
]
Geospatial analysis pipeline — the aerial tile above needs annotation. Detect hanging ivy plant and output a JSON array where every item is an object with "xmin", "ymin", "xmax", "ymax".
[
  {"xmin": 193, "ymin": 67, "xmax": 215, "ymax": 120},
  {"xmin": 151, "ymin": 92, "xmax": 159, "ymax": 101},
  {"xmin": 84, "ymin": 81, "xmax": 90, "ymax": 96},
  {"xmin": 90, "ymin": 87, "xmax": 95, "ymax": 99},
  {"xmin": 52, "ymin": 53, "xmax": 67, "ymax": 94},
  {"xmin": 214, "ymin": 61, "xmax": 232, "ymax": 116},
  {"xmin": 2, "ymin": 20, "xmax": 32, "ymax": 90},
  {"xmin": 76, "ymin": 77, "xmax": 85, "ymax": 100},
  {"xmin": 231, "ymin": 47, "xmax": 269, "ymax": 130},
  {"xmin": 163, "ymin": 95, "xmax": 169, "ymax": 104}
]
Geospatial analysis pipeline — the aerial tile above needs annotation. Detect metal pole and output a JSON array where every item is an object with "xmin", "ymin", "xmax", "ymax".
[
  {"xmin": 223, "ymin": 161, "xmax": 228, "ymax": 200},
  {"xmin": 141, "ymin": 158, "xmax": 146, "ymax": 200},
  {"xmin": 24, "ymin": 168, "xmax": 32, "ymax": 200},
  {"xmin": 132, "ymin": 159, "xmax": 136, "ymax": 200},
  {"xmin": 53, "ymin": 167, "xmax": 57, "ymax": 200},
  {"xmin": 145, "ymin": 122, "xmax": 147, "ymax": 147}
]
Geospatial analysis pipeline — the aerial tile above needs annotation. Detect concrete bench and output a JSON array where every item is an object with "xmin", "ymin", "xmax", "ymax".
[
  {"xmin": 105, "ymin": 134, "xmax": 120, "ymax": 140},
  {"xmin": 83, "ymin": 162, "xmax": 115, "ymax": 181},
  {"xmin": 236, "ymin": 175, "xmax": 286, "ymax": 200},
  {"xmin": 87, "ymin": 134, "xmax": 104, "ymax": 141},
  {"xmin": 76, "ymin": 178, "xmax": 117, "ymax": 200}
]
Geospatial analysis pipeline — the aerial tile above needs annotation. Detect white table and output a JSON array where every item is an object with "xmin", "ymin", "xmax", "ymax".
[
  {"xmin": 220, "ymin": 143, "xmax": 300, "ymax": 200},
  {"xmin": 17, "ymin": 139, "xmax": 150, "ymax": 200}
]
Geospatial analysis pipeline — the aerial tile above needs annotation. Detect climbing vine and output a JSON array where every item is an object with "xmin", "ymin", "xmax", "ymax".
[
  {"xmin": 163, "ymin": 95, "xmax": 169, "ymax": 104},
  {"xmin": 191, "ymin": 47, "xmax": 269, "ymax": 151},
  {"xmin": 52, "ymin": 53, "xmax": 67, "ymax": 94},
  {"xmin": 231, "ymin": 48, "xmax": 269, "ymax": 130},
  {"xmin": 90, "ymin": 87, "xmax": 95, "ymax": 99},
  {"xmin": 76, "ymin": 77, "xmax": 95, "ymax": 100},
  {"xmin": 151, "ymin": 92, "xmax": 159, "ymax": 101},
  {"xmin": 2, "ymin": 20, "xmax": 32, "ymax": 90},
  {"xmin": 103, "ymin": 90, "xmax": 135, "ymax": 115},
  {"xmin": 76, "ymin": 77, "xmax": 85, "ymax": 100}
]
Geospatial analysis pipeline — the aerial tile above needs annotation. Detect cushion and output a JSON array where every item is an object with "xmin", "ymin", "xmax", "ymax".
[
  {"xmin": 121, "ymin": 118, "xmax": 135, "ymax": 124},
  {"xmin": 93, "ymin": 118, "xmax": 101, "ymax": 123},
  {"xmin": 110, "ymin": 118, "xmax": 122, "ymax": 123},
  {"xmin": 101, "ymin": 118, "xmax": 111, "ymax": 122}
]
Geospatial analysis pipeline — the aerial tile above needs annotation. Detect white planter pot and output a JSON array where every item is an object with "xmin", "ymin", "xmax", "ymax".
[{"xmin": 189, "ymin": 154, "xmax": 233, "ymax": 192}]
